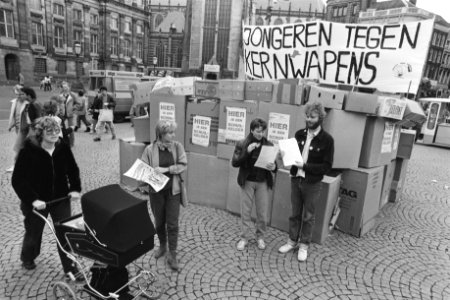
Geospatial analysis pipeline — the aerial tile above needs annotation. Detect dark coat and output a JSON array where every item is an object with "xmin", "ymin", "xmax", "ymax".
[
  {"xmin": 20, "ymin": 101, "xmax": 43, "ymax": 134},
  {"xmin": 12, "ymin": 138, "xmax": 81, "ymax": 207},
  {"xmin": 289, "ymin": 128, "xmax": 334, "ymax": 183},
  {"xmin": 231, "ymin": 134, "xmax": 277, "ymax": 189},
  {"xmin": 90, "ymin": 94, "xmax": 115, "ymax": 120}
]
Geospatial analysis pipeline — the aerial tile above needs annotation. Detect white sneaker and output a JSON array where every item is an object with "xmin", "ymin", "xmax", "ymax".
[
  {"xmin": 236, "ymin": 239, "xmax": 247, "ymax": 251},
  {"xmin": 278, "ymin": 241, "xmax": 297, "ymax": 254},
  {"xmin": 297, "ymin": 245, "xmax": 308, "ymax": 262},
  {"xmin": 257, "ymin": 239, "xmax": 266, "ymax": 250}
]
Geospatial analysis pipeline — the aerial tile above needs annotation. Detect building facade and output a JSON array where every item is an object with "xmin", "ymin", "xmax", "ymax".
[{"xmin": 0, "ymin": 0, "xmax": 170, "ymax": 85}]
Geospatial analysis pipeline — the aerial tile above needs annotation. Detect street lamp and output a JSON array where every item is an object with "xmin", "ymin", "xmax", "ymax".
[
  {"xmin": 74, "ymin": 42, "xmax": 82, "ymax": 80},
  {"xmin": 153, "ymin": 56, "xmax": 158, "ymax": 75}
]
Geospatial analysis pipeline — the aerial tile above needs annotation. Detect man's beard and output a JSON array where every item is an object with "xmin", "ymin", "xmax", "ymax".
[{"xmin": 306, "ymin": 120, "xmax": 321, "ymax": 130}]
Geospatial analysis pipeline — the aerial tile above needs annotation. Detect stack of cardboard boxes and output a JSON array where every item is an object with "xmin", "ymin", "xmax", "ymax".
[{"xmin": 118, "ymin": 78, "xmax": 423, "ymax": 244}]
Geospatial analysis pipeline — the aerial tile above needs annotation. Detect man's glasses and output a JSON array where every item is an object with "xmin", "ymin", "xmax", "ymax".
[{"xmin": 44, "ymin": 127, "xmax": 61, "ymax": 134}]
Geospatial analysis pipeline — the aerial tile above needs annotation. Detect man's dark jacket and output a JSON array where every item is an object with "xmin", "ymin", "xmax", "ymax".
[
  {"xmin": 289, "ymin": 128, "xmax": 334, "ymax": 183},
  {"xmin": 12, "ymin": 138, "xmax": 81, "ymax": 206},
  {"xmin": 231, "ymin": 134, "xmax": 277, "ymax": 189}
]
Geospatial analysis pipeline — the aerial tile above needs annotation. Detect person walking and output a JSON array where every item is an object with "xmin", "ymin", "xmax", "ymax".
[
  {"xmin": 278, "ymin": 101, "xmax": 334, "ymax": 262},
  {"xmin": 92, "ymin": 86, "xmax": 116, "ymax": 141},
  {"xmin": 18, "ymin": 72, "xmax": 25, "ymax": 85},
  {"xmin": 74, "ymin": 91, "xmax": 91, "ymax": 132},
  {"xmin": 7, "ymin": 86, "xmax": 42, "ymax": 172},
  {"xmin": 60, "ymin": 81, "xmax": 79, "ymax": 147},
  {"xmin": 11, "ymin": 116, "xmax": 82, "ymax": 279},
  {"xmin": 140, "ymin": 120, "xmax": 187, "ymax": 271},
  {"xmin": 232, "ymin": 118, "xmax": 277, "ymax": 251}
]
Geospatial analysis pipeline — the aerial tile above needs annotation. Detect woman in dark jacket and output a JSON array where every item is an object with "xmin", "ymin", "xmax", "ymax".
[{"xmin": 12, "ymin": 116, "xmax": 82, "ymax": 278}]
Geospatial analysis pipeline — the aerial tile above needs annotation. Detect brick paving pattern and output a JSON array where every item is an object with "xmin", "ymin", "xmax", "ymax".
[{"xmin": 0, "ymin": 121, "xmax": 449, "ymax": 299}]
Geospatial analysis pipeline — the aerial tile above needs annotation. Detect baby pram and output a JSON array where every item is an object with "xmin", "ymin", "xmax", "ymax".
[{"xmin": 33, "ymin": 184, "xmax": 164, "ymax": 299}]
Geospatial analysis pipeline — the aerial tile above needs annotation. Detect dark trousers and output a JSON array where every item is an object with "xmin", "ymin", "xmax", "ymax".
[
  {"xmin": 149, "ymin": 189, "xmax": 181, "ymax": 252},
  {"xmin": 289, "ymin": 177, "xmax": 322, "ymax": 245},
  {"xmin": 76, "ymin": 115, "xmax": 91, "ymax": 128},
  {"xmin": 20, "ymin": 201, "xmax": 76, "ymax": 273}
]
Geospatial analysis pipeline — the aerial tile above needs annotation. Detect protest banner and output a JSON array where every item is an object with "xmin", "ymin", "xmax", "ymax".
[{"xmin": 242, "ymin": 20, "xmax": 433, "ymax": 94}]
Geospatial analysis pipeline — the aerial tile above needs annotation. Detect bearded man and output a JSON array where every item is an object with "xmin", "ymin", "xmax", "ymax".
[{"xmin": 278, "ymin": 101, "xmax": 334, "ymax": 262}]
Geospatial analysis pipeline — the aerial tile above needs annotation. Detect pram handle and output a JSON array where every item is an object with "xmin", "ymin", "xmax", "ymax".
[{"xmin": 33, "ymin": 196, "xmax": 72, "ymax": 211}]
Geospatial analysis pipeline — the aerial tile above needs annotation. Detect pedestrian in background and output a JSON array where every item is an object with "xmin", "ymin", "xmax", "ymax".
[
  {"xmin": 278, "ymin": 101, "xmax": 334, "ymax": 262},
  {"xmin": 140, "ymin": 120, "xmax": 187, "ymax": 271},
  {"xmin": 43, "ymin": 97, "xmax": 73, "ymax": 147},
  {"xmin": 74, "ymin": 90, "xmax": 91, "ymax": 132},
  {"xmin": 59, "ymin": 81, "xmax": 79, "ymax": 147},
  {"xmin": 231, "ymin": 118, "xmax": 277, "ymax": 251},
  {"xmin": 11, "ymin": 116, "xmax": 82, "ymax": 279},
  {"xmin": 7, "ymin": 86, "xmax": 42, "ymax": 172},
  {"xmin": 18, "ymin": 72, "xmax": 25, "ymax": 85},
  {"xmin": 92, "ymin": 86, "xmax": 116, "ymax": 141}
]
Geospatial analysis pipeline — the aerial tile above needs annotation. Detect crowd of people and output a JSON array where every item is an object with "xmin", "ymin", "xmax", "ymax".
[{"xmin": 6, "ymin": 81, "xmax": 334, "ymax": 278}]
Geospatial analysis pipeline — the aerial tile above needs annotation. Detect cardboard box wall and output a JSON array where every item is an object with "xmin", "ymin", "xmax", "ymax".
[
  {"xmin": 149, "ymin": 93, "xmax": 187, "ymax": 143},
  {"xmin": 380, "ymin": 159, "xmax": 396, "ymax": 209},
  {"xmin": 225, "ymin": 163, "xmax": 274, "ymax": 224},
  {"xmin": 186, "ymin": 153, "xmax": 229, "ymax": 210},
  {"xmin": 185, "ymin": 100, "xmax": 220, "ymax": 156},
  {"xmin": 359, "ymin": 116, "xmax": 396, "ymax": 168},
  {"xmin": 194, "ymin": 80, "xmax": 220, "ymax": 98},
  {"xmin": 322, "ymin": 109, "xmax": 367, "ymax": 169},
  {"xmin": 217, "ymin": 100, "xmax": 259, "ymax": 160},
  {"xmin": 270, "ymin": 170, "xmax": 341, "ymax": 244},
  {"xmin": 119, "ymin": 138, "xmax": 148, "ymax": 190},
  {"xmin": 396, "ymin": 129, "xmax": 416, "ymax": 159},
  {"xmin": 308, "ymin": 86, "xmax": 346, "ymax": 110},
  {"xmin": 133, "ymin": 116, "xmax": 151, "ymax": 143},
  {"xmin": 219, "ymin": 80, "xmax": 245, "ymax": 101},
  {"xmin": 337, "ymin": 166, "xmax": 384, "ymax": 237},
  {"xmin": 344, "ymin": 91, "xmax": 378, "ymax": 114},
  {"xmin": 245, "ymin": 81, "xmax": 275, "ymax": 102}
]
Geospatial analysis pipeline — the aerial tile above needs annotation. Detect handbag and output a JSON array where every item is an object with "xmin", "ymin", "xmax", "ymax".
[{"xmin": 98, "ymin": 109, "xmax": 113, "ymax": 122}]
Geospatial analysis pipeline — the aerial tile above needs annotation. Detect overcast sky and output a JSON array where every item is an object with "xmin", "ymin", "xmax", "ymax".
[{"xmin": 416, "ymin": 0, "xmax": 450, "ymax": 23}]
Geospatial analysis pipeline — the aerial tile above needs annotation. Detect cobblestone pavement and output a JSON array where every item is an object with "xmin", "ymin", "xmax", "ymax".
[{"xmin": 0, "ymin": 121, "xmax": 449, "ymax": 300}]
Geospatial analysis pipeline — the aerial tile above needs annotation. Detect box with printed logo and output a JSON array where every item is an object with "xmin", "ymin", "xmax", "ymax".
[
  {"xmin": 245, "ymin": 81, "xmax": 275, "ymax": 102},
  {"xmin": 376, "ymin": 96, "xmax": 406, "ymax": 120},
  {"xmin": 194, "ymin": 80, "xmax": 220, "ymax": 98}
]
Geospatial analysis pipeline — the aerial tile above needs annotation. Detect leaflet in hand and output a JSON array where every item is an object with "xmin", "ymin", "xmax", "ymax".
[
  {"xmin": 124, "ymin": 159, "xmax": 169, "ymax": 193},
  {"xmin": 278, "ymin": 138, "xmax": 303, "ymax": 167},
  {"xmin": 254, "ymin": 145, "xmax": 278, "ymax": 170}
]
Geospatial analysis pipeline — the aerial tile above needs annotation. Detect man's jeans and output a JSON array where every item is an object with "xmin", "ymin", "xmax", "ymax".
[
  {"xmin": 239, "ymin": 180, "xmax": 269, "ymax": 240},
  {"xmin": 289, "ymin": 177, "xmax": 322, "ymax": 245}
]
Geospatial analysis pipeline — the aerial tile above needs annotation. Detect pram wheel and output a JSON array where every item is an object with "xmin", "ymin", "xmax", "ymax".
[
  {"xmin": 52, "ymin": 281, "xmax": 77, "ymax": 300},
  {"xmin": 136, "ymin": 270, "xmax": 164, "ymax": 299}
]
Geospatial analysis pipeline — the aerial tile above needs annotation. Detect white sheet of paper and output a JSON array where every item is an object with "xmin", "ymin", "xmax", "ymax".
[
  {"xmin": 278, "ymin": 138, "xmax": 303, "ymax": 167},
  {"xmin": 254, "ymin": 145, "xmax": 278, "ymax": 170},
  {"xmin": 124, "ymin": 159, "xmax": 169, "ymax": 193}
]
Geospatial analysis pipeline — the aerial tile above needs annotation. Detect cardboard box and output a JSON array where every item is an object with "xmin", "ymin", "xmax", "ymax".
[
  {"xmin": 194, "ymin": 80, "xmax": 220, "ymax": 98},
  {"xmin": 132, "ymin": 116, "xmax": 151, "ymax": 143},
  {"xmin": 186, "ymin": 153, "xmax": 229, "ymax": 209},
  {"xmin": 308, "ymin": 86, "xmax": 346, "ymax": 109},
  {"xmin": 245, "ymin": 81, "xmax": 274, "ymax": 102},
  {"xmin": 149, "ymin": 93, "xmax": 187, "ymax": 143},
  {"xmin": 226, "ymin": 163, "xmax": 274, "ymax": 223},
  {"xmin": 217, "ymin": 100, "xmax": 259, "ymax": 160},
  {"xmin": 344, "ymin": 91, "xmax": 378, "ymax": 114},
  {"xmin": 257, "ymin": 102, "xmax": 305, "ymax": 145},
  {"xmin": 337, "ymin": 166, "xmax": 383, "ymax": 237},
  {"xmin": 396, "ymin": 129, "xmax": 415, "ymax": 159},
  {"xmin": 359, "ymin": 117, "xmax": 396, "ymax": 168},
  {"xmin": 185, "ymin": 100, "xmax": 220, "ymax": 156},
  {"xmin": 390, "ymin": 124, "xmax": 401, "ymax": 160},
  {"xmin": 380, "ymin": 160, "xmax": 395, "ymax": 209},
  {"xmin": 396, "ymin": 99, "xmax": 426, "ymax": 127},
  {"xmin": 322, "ymin": 110, "xmax": 367, "ymax": 169},
  {"xmin": 132, "ymin": 81, "xmax": 155, "ymax": 106},
  {"xmin": 119, "ymin": 138, "xmax": 148, "ymax": 190},
  {"xmin": 273, "ymin": 79, "xmax": 305, "ymax": 106},
  {"xmin": 219, "ymin": 80, "xmax": 245, "ymax": 101},
  {"xmin": 270, "ymin": 170, "xmax": 341, "ymax": 244},
  {"xmin": 376, "ymin": 96, "xmax": 406, "ymax": 120}
]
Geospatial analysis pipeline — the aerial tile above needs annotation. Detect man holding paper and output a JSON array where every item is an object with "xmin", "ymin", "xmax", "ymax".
[
  {"xmin": 278, "ymin": 102, "xmax": 334, "ymax": 262},
  {"xmin": 232, "ymin": 118, "xmax": 277, "ymax": 251}
]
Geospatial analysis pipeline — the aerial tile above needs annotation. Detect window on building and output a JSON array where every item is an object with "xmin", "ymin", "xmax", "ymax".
[
  {"xmin": 125, "ymin": 20, "xmax": 131, "ymax": 33},
  {"xmin": 353, "ymin": 5, "xmax": 358, "ymax": 15},
  {"xmin": 202, "ymin": 0, "xmax": 217, "ymax": 65},
  {"xmin": 136, "ymin": 41, "xmax": 143, "ymax": 59},
  {"xmin": 73, "ymin": 9, "xmax": 82, "ymax": 21},
  {"xmin": 274, "ymin": 18, "xmax": 283, "ymax": 25},
  {"xmin": 154, "ymin": 14, "xmax": 163, "ymax": 28},
  {"xmin": 29, "ymin": 0, "xmax": 41, "ymax": 10},
  {"xmin": 90, "ymin": 14, "xmax": 99, "ymax": 25},
  {"xmin": 32, "ymin": 22, "xmax": 44, "ymax": 46},
  {"xmin": 111, "ymin": 37, "xmax": 118, "ymax": 55},
  {"xmin": 112, "ymin": 64, "xmax": 119, "ymax": 71},
  {"xmin": 90, "ymin": 34, "xmax": 98, "ymax": 53},
  {"xmin": 74, "ymin": 30, "xmax": 82, "ymax": 44},
  {"xmin": 432, "ymin": 33, "xmax": 437, "ymax": 45},
  {"xmin": 125, "ymin": 65, "xmax": 132, "ymax": 72},
  {"xmin": 255, "ymin": 17, "xmax": 264, "ymax": 25},
  {"xmin": 177, "ymin": 47, "xmax": 182, "ymax": 68},
  {"xmin": 54, "ymin": 26, "xmax": 64, "ymax": 48},
  {"xmin": 57, "ymin": 60, "xmax": 66, "ymax": 74},
  {"xmin": 216, "ymin": 0, "xmax": 231, "ymax": 69},
  {"xmin": 53, "ymin": 4, "xmax": 64, "ymax": 16},
  {"xmin": 156, "ymin": 42, "xmax": 164, "ymax": 67},
  {"xmin": 0, "ymin": 9, "xmax": 14, "ymax": 38},
  {"xmin": 333, "ymin": 7, "xmax": 338, "ymax": 17},
  {"xmin": 111, "ymin": 16, "xmax": 118, "ymax": 29},
  {"xmin": 136, "ymin": 24, "xmax": 143, "ymax": 34},
  {"xmin": 343, "ymin": 7, "xmax": 348, "ymax": 16},
  {"xmin": 124, "ymin": 39, "xmax": 131, "ymax": 57},
  {"xmin": 34, "ymin": 58, "xmax": 47, "ymax": 73}
]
